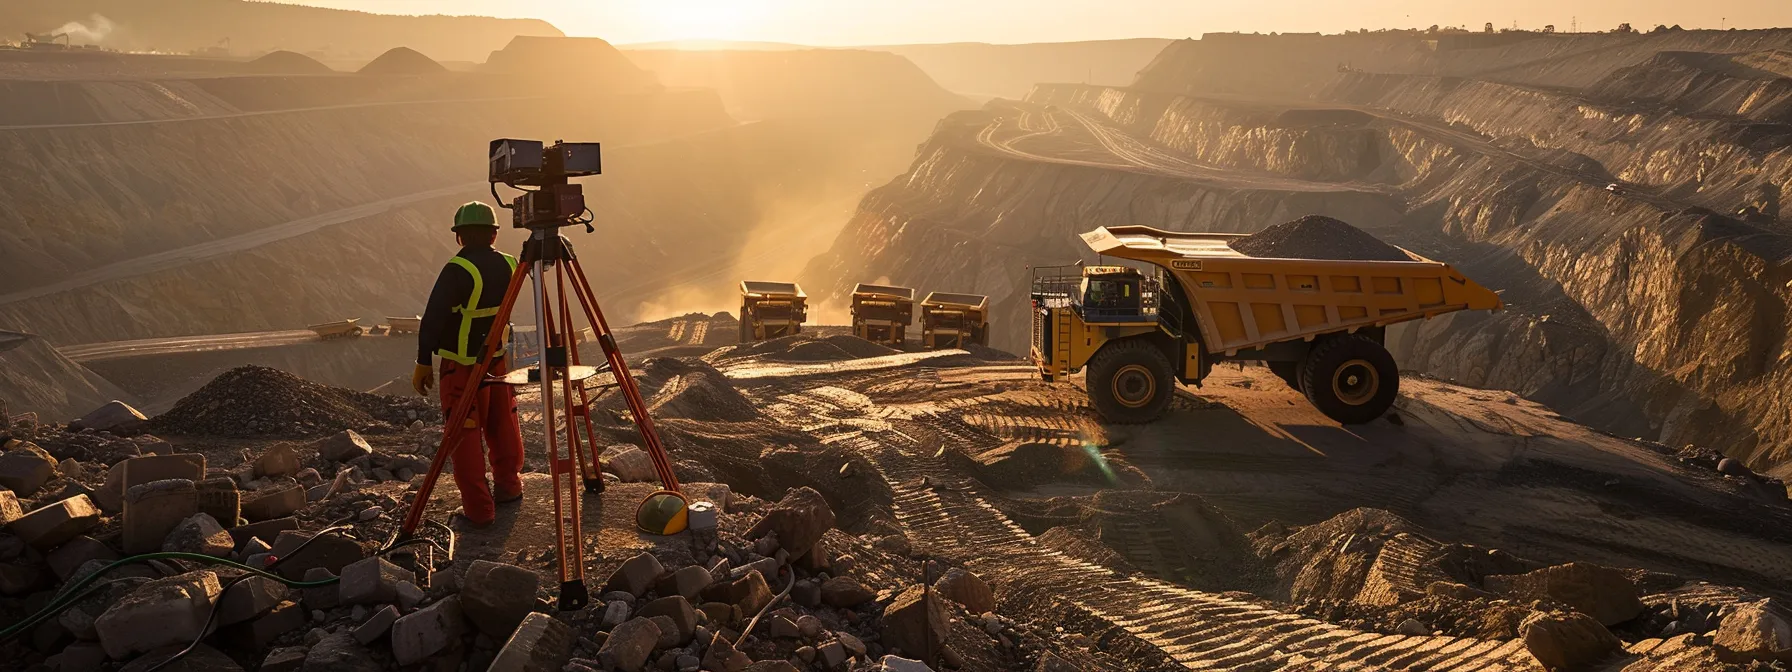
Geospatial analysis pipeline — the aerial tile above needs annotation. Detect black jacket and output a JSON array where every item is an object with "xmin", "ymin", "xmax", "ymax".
[{"xmin": 418, "ymin": 246, "xmax": 515, "ymax": 365}]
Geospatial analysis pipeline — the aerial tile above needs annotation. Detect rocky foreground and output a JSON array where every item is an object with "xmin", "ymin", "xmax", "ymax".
[{"xmin": 0, "ymin": 340, "xmax": 1790, "ymax": 672}]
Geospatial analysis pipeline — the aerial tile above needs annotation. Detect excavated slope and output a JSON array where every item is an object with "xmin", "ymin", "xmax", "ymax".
[{"xmin": 803, "ymin": 29, "xmax": 1792, "ymax": 478}]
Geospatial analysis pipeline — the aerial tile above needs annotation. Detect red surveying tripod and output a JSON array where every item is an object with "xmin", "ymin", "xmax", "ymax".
[{"xmin": 394, "ymin": 139, "xmax": 681, "ymax": 610}]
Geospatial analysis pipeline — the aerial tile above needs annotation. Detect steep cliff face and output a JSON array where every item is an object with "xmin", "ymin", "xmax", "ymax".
[{"xmin": 804, "ymin": 29, "xmax": 1792, "ymax": 477}]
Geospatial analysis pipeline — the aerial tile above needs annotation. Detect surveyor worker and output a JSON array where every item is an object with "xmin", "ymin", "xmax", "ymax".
[{"xmin": 411, "ymin": 201, "xmax": 524, "ymax": 528}]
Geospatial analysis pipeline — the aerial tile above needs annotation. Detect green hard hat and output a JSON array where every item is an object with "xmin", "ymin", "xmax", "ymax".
[{"xmin": 452, "ymin": 202, "xmax": 498, "ymax": 230}]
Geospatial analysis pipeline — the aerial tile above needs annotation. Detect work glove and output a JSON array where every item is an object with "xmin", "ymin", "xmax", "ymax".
[{"xmin": 412, "ymin": 364, "xmax": 435, "ymax": 397}]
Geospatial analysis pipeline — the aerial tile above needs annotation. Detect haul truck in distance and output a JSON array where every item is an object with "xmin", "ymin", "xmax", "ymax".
[
  {"xmin": 851, "ymin": 283, "xmax": 915, "ymax": 346},
  {"xmin": 1030, "ymin": 226, "xmax": 1502, "ymax": 424},
  {"xmin": 739, "ymin": 281, "xmax": 808, "ymax": 342},
  {"xmin": 920, "ymin": 292, "xmax": 990, "ymax": 349}
]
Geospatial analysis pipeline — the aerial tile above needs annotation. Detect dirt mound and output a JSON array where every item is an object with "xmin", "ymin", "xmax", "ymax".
[
  {"xmin": 151, "ymin": 365, "xmax": 431, "ymax": 437},
  {"xmin": 357, "ymin": 47, "xmax": 447, "ymax": 75},
  {"xmin": 1228, "ymin": 215, "xmax": 1411, "ymax": 261},
  {"xmin": 642, "ymin": 357, "xmax": 759, "ymax": 422},
  {"xmin": 820, "ymin": 334, "xmax": 899, "ymax": 359},
  {"xmin": 245, "ymin": 51, "xmax": 334, "ymax": 74}
]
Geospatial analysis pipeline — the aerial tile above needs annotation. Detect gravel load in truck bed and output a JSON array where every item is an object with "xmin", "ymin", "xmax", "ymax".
[{"xmin": 1227, "ymin": 215, "xmax": 1411, "ymax": 262}]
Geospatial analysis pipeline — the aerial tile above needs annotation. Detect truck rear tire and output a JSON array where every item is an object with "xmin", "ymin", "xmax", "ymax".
[
  {"xmin": 1087, "ymin": 339, "xmax": 1175, "ymax": 423},
  {"xmin": 1299, "ymin": 334, "xmax": 1398, "ymax": 425},
  {"xmin": 1267, "ymin": 362, "xmax": 1302, "ymax": 391}
]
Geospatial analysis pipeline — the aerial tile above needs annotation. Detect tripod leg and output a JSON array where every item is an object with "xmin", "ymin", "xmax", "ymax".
[
  {"xmin": 564, "ymin": 254, "xmax": 680, "ymax": 491},
  {"xmin": 397, "ymin": 259, "xmax": 532, "ymax": 542},
  {"xmin": 554, "ymin": 271, "xmax": 604, "ymax": 493},
  {"xmin": 536, "ymin": 260, "xmax": 590, "ymax": 611}
]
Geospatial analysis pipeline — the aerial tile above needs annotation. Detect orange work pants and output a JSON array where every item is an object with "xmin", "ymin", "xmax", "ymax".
[{"xmin": 437, "ymin": 357, "xmax": 524, "ymax": 524}]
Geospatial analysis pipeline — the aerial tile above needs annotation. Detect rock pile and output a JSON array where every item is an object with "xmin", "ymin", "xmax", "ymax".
[
  {"xmin": 151, "ymin": 366, "xmax": 433, "ymax": 438},
  {"xmin": 1227, "ymin": 215, "xmax": 1411, "ymax": 262}
]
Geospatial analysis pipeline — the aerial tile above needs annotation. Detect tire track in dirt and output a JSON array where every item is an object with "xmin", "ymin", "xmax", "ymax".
[{"xmin": 748, "ymin": 371, "xmax": 1541, "ymax": 671}]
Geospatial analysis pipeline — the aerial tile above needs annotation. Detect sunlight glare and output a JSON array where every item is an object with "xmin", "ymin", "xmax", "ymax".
[{"xmin": 634, "ymin": 0, "xmax": 767, "ymax": 41}]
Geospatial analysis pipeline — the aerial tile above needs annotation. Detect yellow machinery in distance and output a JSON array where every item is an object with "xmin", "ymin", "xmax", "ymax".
[
  {"xmin": 850, "ymin": 283, "xmax": 915, "ymax": 346},
  {"xmin": 739, "ymin": 281, "xmax": 807, "ymax": 342},
  {"xmin": 1030, "ymin": 226, "xmax": 1502, "ymax": 424},
  {"xmin": 921, "ymin": 292, "xmax": 990, "ymax": 349}
]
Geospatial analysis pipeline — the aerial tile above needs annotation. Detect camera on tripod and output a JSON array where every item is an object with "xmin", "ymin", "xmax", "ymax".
[{"xmin": 489, "ymin": 139, "xmax": 602, "ymax": 229}]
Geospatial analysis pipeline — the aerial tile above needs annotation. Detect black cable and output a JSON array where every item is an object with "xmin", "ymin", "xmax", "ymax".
[{"xmin": 141, "ymin": 572, "xmax": 260, "ymax": 672}]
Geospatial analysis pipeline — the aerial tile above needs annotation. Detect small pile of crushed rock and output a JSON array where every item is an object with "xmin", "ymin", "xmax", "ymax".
[
  {"xmin": 641, "ymin": 357, "xmax": 760, "ymax": 423},
  {"xmin": 152, "ymin": 366, "xmax": 433, "ymax": 437},
  {"xmin": 1228, "ymin": 215, "xmax": 1411, "ymax": 262}
]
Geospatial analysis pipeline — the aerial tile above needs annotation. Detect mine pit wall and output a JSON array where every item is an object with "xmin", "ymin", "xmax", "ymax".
[
  {"xmin": 1029, "ymin": 84, "xmax": 1385, "ymax": 182},
  {"xmin": 813, "ymin": 83, "xmax": 1792, "ymax": 476},
  {"xmin": 1323, "ymin": 72, "xmax": 1792, "ymax": 221},
  {"xmin": 0, "ymin": 86, "xmax": 733, "ymax": 291}
]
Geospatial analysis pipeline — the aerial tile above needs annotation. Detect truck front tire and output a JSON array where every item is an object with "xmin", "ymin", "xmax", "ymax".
[
  {"xmin": 1087, "ymin": 339, "xmax": 1175, "ymax": 423},
  {"xmin": 1299, "ymin": 334, "xmax": 1398, "ymax": 425}
]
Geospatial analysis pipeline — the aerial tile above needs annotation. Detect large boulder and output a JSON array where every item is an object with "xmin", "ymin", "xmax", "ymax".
[
  {"xmin": 98, "ymin": 454, "xmax": 206, "ymax": 512},
  {"xmin": 601, "ymin": 445, "xmax": 658, "ymax": 482},
  {"xmin": 489, "ymin": 612, "xmax": 572, "ymax": 672},
  {"xmin": 0, "ymin": 442, "xmax": 58, "ymax": 496},
  {"xmin": 462, "ymin": 560, "xmax": 540, "ymax": 638},
  {"xmin": 932, "ymin": 568, "xmax": 995, "ymax": 614},
  {"xmin": 9, "ymin": 494, "xmax": 101, "ymax": 549},
  {"xmin": 123, "ymin": 479, "xmax": 198, "ymax": 554},
  {"xmin": 163, "ymin": 513, "xmax": 234, "ymax": 557},
  {"xmin": 75, "ymin": 401, "xmax": 147, "ymax": 433},
  {"xmin": 94, "ymin": 570, "xmax": 223, "ymax": 659},
  {"xmin": 744, "ymin": 487, "xmax": 835, "ymax": 561},
  {"xmin": 598, "ymin": 617, "xmax": 660, "ymax": 672},
  {"xmin": 601, "ymin": 552, "xmax": 664, "ymax": 597},
  {"xmin": 822, "ymin": 576, "xmax": 874, "ymax": 607},
  {"xmin": 1519, "ymin": 611, "xmax": 1620, "ymax": 671},
  {"xmin": 339, "ymin": 556, "xmax": 412, "ymax": 605},
  {"xmin": 303, "ymin": 632, "xmax": 383, "ymax": 672},
  {"xmin": 1713, "ymin": 599, "xmax": 1792, "ymax": 662},
  {"xmin": 637, "ymin": 595, "xmax": 696, "ymax": 645},
  {"xmin": 1486, "ymin": 563, "xmax": 1642, "ymax": 626},
  {"xmin": 390, "ymin": 595, "xmax": 466, "ymax": 665},
  {"xmin": 882, "ymin": 585, "xmax": 949, "ymax": 660},
  {"xmin": 314, "ymin": 430, "xmax": 373, "ymax": 462}
]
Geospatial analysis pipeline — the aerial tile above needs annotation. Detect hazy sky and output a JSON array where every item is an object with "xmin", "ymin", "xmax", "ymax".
[{"xmin": 280, "ymin": 0, "xmax": 1791, "ymax": 45}]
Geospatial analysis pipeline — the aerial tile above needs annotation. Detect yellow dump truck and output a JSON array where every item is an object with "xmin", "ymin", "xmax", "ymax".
[
  {"xmin": 307, "ymin": 318, "xmax": 364, "ymax": 340},
  {"xmin": 739, "ymin": 281, "xmax": 808, "ymax": 342},
  {"xmin": 920, "ymin": 292, "xmax": 990, "ymax": 349},
  {"xmin": 385, "ymin": 316, "xmax": 422, "ymax": 335},
  {"xmin": 851, "ymin": 283, "xmax": 915, "ymax": 346},
  {"xmin": 1031, "ymin": 226, "xmax": 1502, "ymax": 424}
]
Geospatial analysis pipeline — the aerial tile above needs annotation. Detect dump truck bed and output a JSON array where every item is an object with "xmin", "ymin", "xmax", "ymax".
[
  {"xmin": 1081, "ymin": 226, "xmax": 1501, "ymax": 355},
  {"xmin": 921, "ymin": 292, "xmax": 989, "ymax": 310},
  {"xmin": 852, "ymin": 283, "xmax": 916, "ymax": 301},
  {"xmin": 740, "ymin": 281, "xmax": 806, "ymax": 299}
]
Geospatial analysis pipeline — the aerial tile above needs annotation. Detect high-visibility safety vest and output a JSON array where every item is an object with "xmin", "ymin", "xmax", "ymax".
[{"xmin": 436, "ymin": 253, "xmax": 518, "ymax": 365}]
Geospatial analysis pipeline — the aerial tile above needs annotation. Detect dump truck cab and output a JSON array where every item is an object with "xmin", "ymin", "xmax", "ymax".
[
  {"xmin": 738, "ymin": 281, "xmax": 808, "ymax": 342},
  {"xmin": 850, "ymin": 283, "xmax": 915, "ymax": 346},
  {"xmin": 1032, "ymin": 225, "xmax": 1502, "ymax": 424},
  {"xmin": 920, "ymin": 292, "xmax": 990, "ymax": 349}
]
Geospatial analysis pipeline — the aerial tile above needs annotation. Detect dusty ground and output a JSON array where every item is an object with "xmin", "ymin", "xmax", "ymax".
[{"xmin": 408, "ymin": 324, "xmax": 1790, "ymax": 670}]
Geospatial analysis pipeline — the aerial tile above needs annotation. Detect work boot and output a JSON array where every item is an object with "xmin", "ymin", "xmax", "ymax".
[
  {"xmin": 495, "ymin": 485, "xmax": 524, "ymax": 504},
  {"xmin": 450, "ymin": 508, "xmax": 493, "ymax": 530}
]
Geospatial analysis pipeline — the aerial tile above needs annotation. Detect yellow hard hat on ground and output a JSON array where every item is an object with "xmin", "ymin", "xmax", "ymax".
[{"xmin": 636, "ymin": 490, "xmax": 690, "ymax": 535}]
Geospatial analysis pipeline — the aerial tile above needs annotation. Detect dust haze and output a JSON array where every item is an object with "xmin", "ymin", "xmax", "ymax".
[{"xmin": 1, "ymin": 3, "xmax": 1791, "ymax": 672}]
